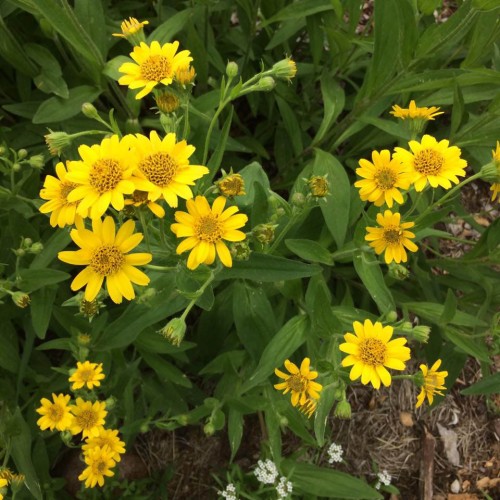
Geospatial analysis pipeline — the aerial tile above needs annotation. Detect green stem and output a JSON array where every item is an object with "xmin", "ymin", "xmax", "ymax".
[
  {"xmin": 391, "ymin": 374, "xmax": 415, "ymax": 381},
  {"xmin": 145, "ymin": 264, "xmax": 176, "ymax": 272},
  {"xmin": 180, "ymin": 270, "xmax": 216, "ymax": 321}
]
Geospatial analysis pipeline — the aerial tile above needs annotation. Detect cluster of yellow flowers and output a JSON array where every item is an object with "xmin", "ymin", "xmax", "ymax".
[
  {"xmin": 0, "ymin": 469, "xmax": 24, "ymax": 499},
  {"xmin": 35, "ymin": 361, "xmax": 126, "ymax": 489},
  {"xmin": 356, "ymin": 102, "xmax": 469, "ymax": 264}
]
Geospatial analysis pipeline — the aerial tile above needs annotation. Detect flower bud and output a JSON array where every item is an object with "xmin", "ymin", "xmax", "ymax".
[
  {"xmin": 104, "ymin": 396, "xmax": 117, "ymax": 411},
  {"xmin": 12, "ymin": 163, "xmax": 21, "ymax": 172},
  {"xmin": 257, "ymin": 76, "xmax": 276, "ymax": 92},
  {"xmin": 291, "ymin": 192, "xmax": 305, "ymax": 207},
  {"xmin": 156, "ymin": 91, "xmax": 181, "ymax": 114},
  {"xmin": 44, "ymin": 130, "xmax": 72, "ymax": 156},
  {"xmin": 11, "ymin": 292, "xmax": 30, "ymax": 308},
  {"xmin": 79, "ymin": 297, "xmax": 102, "ymax": 321},
  {"xmin": 253, "ymin": 223, "xmax": 277, "ymax": 244},
  {"xmin": 412, "ymin": 325, "xmax": 431, "ymax": 343},
  {"xmin": 271, "ymin": 57, "xmax": 297, "ymax": 81},
  {"xmin": 216, "ymin": 173, "xmax": 245, "ymax": 197},
  {"xmin": 159, "ymin": 317, "xmax": 187, "ymax": 346},
  {"xmin": 226, "ymin": 61, "xmax": 239, "ymax": 78},
  {"xmin": 175, "ymin": 65, "xmax": 196, "ymax": 86},
  {"xmin": 17, "ymin": 149, "xmax": 28, "ymax": 160},
  {"xmin": 479, "ymin": 162, "xmax": 500, "ymax": 183},
  {"xmin": 81, "ymin": 102, "xmax": 99, "ymax": 120},
  {"xmin": 229, "ymin": 241, "xmax": 251, "ymax": 261},
  {"xmin": 77, "ymin": 333, "xmax": 92, "ymax": 346},
  {"xmin": 203, "ymin": 422, "xmax": 215, "ymax": 436},
  {"xmin": 279, "ymin": 415, "xmax": 289, "ymax": 426},
  {"xmin": 307, "ymin": 175, "xmax": 330, "ymax": 198},
  {"xmin": 139, "ymin": 422, "xmax": 149, "ymax": 433},
  {"xmin": 22, "ymin": 238, "xmax": 33, "ymax": 248},
  {"xmin": 386, "ymin": 310, "xmax": 398, "ymax": 322},
  {"xmin": 387, "ymin": 262, "xmax": 410, "ymax": 280},
  {"xmin": 28, "ymin": 242, "xmax": 44, "ymax": 254},
  {"xmin": 60, "ymin": 431, "xmax": 73, "ymax": 446},
  {"xmin": 28, "ymin": 155, "xmax": 45, "ymax": 169},
  {"xmin": 334, "ymin": 400, "xmax": 352, "ymax": 419},
  {"xmin": 0, "ymin": 146, "xmax": 6, "ymax": 156}
]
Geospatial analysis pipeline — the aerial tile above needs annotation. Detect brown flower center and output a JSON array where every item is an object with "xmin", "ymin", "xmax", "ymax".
[
  {"xmin": 48, "ymin": 404, "xmax": 64, "ymax": 421},
  {"xmin": 76, "ymin": 409, "xmax": 98, "ymax": 430},
  {"xmin": 195, "ymin": 215, "xmax": 223, "ymax": 243},
  {"xmin": 288, "ymin": 374, "xmax": 308, "ymax": 392},
  {"xmin": 359, "ymin": 338, "xmax": 387, "ymax": 366},
  {"xmin": 219, "ymin": 175, "xmax": 245, "ymax": 197},
  {"xmin": 413, "ymin": 149, "xmax": 444, "ymax": 176},
  {"xmin": 90, "ymin": 245, "xmax": 125, "ymax": 276},
  {"xmin": 141, "ymin": 55, "xmax": 172, "ymax": 82},
  {"xmin": 79, "ymin": 369, "xmax": 93, "ymax": 382},
  {"xmin": 89, "ymin": 159, "xmax": 122, "ymax": 194},
  {"xmin": 382, "ymin": 226, "xmax": 403, "ymax": 245},
  {"xmin": 60, "ymin": 182, "xmax": 77, "ymax": 200},
  {"xmin": 140, "ymin": 152, "xmax": 177, "ymax": 187},
  {"xmin": 374, "ymin": 168, "xmax": 397, "ymax": 190}
]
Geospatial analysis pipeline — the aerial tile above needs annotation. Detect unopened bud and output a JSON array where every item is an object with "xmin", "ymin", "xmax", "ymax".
[
  {"xmin": 17, "ymin": 149, "xmax": 28, "ymax": 160},
  {"xmin": 203, "ymin": 422, "xmax": 215, "ymax": 436},
  {"xmin": 279, "ymin": 415, "xmax": 289, "ymax": 426},
  {"xmin": 0, "ymin": 146, "xmax": 6, "ymax": 156},
  {"xmin": 307, "ymin": 175, "xmax": 330, "ymax": 198},
  {"xmin": 77, "ymin": 333, "xmax": 92, "ymax": 346},
  {"xmin": 480, "ymin": 162, "xmax": 500, "ymax": 183},
  {"xmin": 13, "ymin": 248, "xmax": 25, "ymax": 257},
  {"xmin": 81, "ymin": 102, "xmax": 99, "ymax": 120},
  {"xmin": 229, "ymin": 241, "xmax": 251, "ymax": 261},
  {"xmin": 159, "ymin": 317, "xmax": 187, "ymax": 346},
  {"xmin": 175, "ymin": 65, "xmax": 196, "ymax": 86},
  {"xmin": 156, "ymin": 91, "xmax": 181, "ymax": 114},
  {"xmin": 12, "ymin": 163, "xmax": 21, "ymax": 172},
  {"xmin": 387, "ymin": 262, "xmax": 410, "ymax": 280},
  {"xmin": 23, "ymin": 238, "xmax": 33, "ymax": 248},
  {"xmin": 79, "ymin": 298, "xmax": 101, "ymax": 321},
  {"xmin": 271, "ymin": 58, "xmax": 297, "ymax": 81},
  {"xmin": 60, "ymin": 431, "xmax": 73, "ymax": 446},
  {"xmin": 253, "ymin": 223, "xmax": 277, "ymax": 244},
  {"xmin": 216, "ymin": 173, "xmax": 245, "ymax": 197},
  {"xmin": 412, "ymin": 325, "xmax": 431, "ymax": 343},
  {"xmin": 257, "ymin": 76, "xmax": 276, "ymax": 92},
  {"xmin": 104, "ymin": 396, "xmax": 117, "ymax": 411},
  {"xmin": 291, "ymin": 192, "xmax": 305, "ymax": 207},
  {"xmin": 226, "ymin": 61, "xmax": 239, "ymax": 78},
  {"xmin": 29, "ymin": 155, "xmax": 45, "ymax": 169},
  {"xmin": 334, "ymin": 400, "xmax": 352, "ymax": 419},
  {"xmin": 386, "ymin": 310, "xmax": 398, "ymax": 322},
  {"xmin": 44, "ymin": 130, "xmax": 72, "ymax": 156},
  {"xmin": 28, "ymin": 242, "xmax": 43, "ymax": 254}
]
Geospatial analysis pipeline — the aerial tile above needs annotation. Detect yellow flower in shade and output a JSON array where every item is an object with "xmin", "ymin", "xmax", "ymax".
[
  {"xmin": 274, "ymin": 358, "xmax": 323, "ymax": 407},
  {"xmin": 58, "ymin": 217, "xmax": 152, "ymax": 304},
  {"xmin": 112, "ymin": 17, "xmax": 149, "ymax": 38},
  {"xmin": 124, "ymin": 190, "xmax": 166, "ymax": 218},
  {"xmin": 365, "ymin": 210, "xmax": 418, "ymax": 264},
  {"xmin": 0, "ymin": 469, "xmax": 13, "ymax": 482},
  {"xmin": 175, "ymin": 64, "xmax": 196, "ymax": 85},
  {"xmin": 390, "ymin": 100, "xmax": 444, "ymax": 121},
  {"xmin": 171, "ymin": 196, "xmax": 248, "ymax": 270},
  {"xmin": 298, "ymin": 398, "xmax": 317, "ymax": 418},
  {"xmin": 39, "ymin": 162, "xmax": 83, "ymax": 227},
  {"xmin": 339, "ymin": 320, "xmax": 411, "ymax": 389},
  {"xmin": 128, "ymin": 131, "xmax": 208, "ymax": 207},
  {"xmin": 0, "ymin": 477, "xmax": 7, "ymax": 500},
  {"xmin": 354, "ymin": 150, "xmax": 412, "ymax": 207},
  {"xmin": 69, "ymin": 361, "xmax": 105, "ymax": 390},
  {"xmin": 415, "ymin": 359, "xmax": 448, "ymax": 408},
  {"xmin": 82, "ymin": 428, "xmax": 126, "ymax": 462},
  {"xmin": 217, "ymin": 173, "xmax": 246, "ymax": 197},
  {"xmin": 490, "ymin": 141, "xmax": 500, "ymax": 201},
  {"xmin": 393, "ymin": 134, "xmax": 467, "ymax": 192},
  {"xmin": 70, "ymin": 398, "xmax": 107, "ymax": 438},
  {"xmin": 66, "ymin": 135, "xmax": 138, "ymax": 220},
  {"xmin": 118, "ymin": 41, "xmax": 192, "ymax": 99},
  {"xmin": 155, "ymin": 91, "xmax": 180, "ymax": 113},
  {"xmin": 78, "ymin": 445, "xmax": 116, "ymax": 488},
  {"xmin": 36, "ymin": 393, "xmax": 73, "ymax": 432}
]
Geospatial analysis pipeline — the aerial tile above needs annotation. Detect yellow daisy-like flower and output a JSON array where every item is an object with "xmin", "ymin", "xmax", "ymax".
[
  {"xmin": 112, "ymin": 17, "xmax": 149, "ymax": 38},
  {"xmin": 393, "ymin": 134, "xmax": 467, "ymax": 192},
  {"xmin": 128, "ymin": 131, "xmax": 208, "ymax": 208},
  {"xmin": 78, "ymin": 445, "xmax": 116, "ymax": 488},
  {"xmin": 365, "ymin": 210, "xmax": 418, "ymax": 264},
  {"xmin": 124, "ymin": 190, "xmax": 166, "ymax": 218},
  {"xmin": 39, "ymin": 162, "xmax": 83, "ymax": 227},
  {"xmin": 298, "ymin": 398, "xmax": 317, "ymax": 418},
  {"xmin": 416, "ymin": 359, "xmax": 448, "ymax": 408},
  {"xmin": 390, "ymin": 100, "xmax": 444, "ymax": 121},
  {"xmin": 66, "ymin": 135, "xmax": 138, "ymax": 220},
  {"xmin": 70, "ymin": 398, "xmax": 107, "ymax": 438},
  {"xmin": 118, "ymin": 41, "xmax": 192, "ymax": 99},
  {"xmin": 171, "ymin": 196, "xmax": 248, "ymax": 270},
  {"xmin": 0, "ymin": 477, "xmax": 7, "ymax": 500},
  {"xmin": 175, "ymin": 64, "xmax": 196, "ymax": 86},
  {"xmin": 490, "ymin": 141, "xmax": 500, "ymax": 201},
  {"xmin": 58, "ymin": 216, "xmax": 151, "ymax": 304},
  {"xmin": 82, "ymin": 428, "xmax": 126, "ymax": 462},
  {"xmin": 36, "ymin": 393, "xmax": 73, "ymax": 432},
  {"xmin": 217, "ymin": 173, "xmax": 246, "ymax": 198},
  {"xmin": 354, "ymin": 150, "xmax": 412, "ymax": 207},
  {"xmin": 274, "ymin": 358, "xmax": 323, "ymax": 407},
  {"xmin": 339, "ymin": 320, "xmax": 411, "ymax": 389},
  {"xmin": 69, "ymin": 361, "xmax": 105, "ymax": 391}
]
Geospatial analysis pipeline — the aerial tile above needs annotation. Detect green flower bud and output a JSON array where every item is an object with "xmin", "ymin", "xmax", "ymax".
[
  {"xmin": 334, "ymin": 400, "xmax": 352, "ymax": 419},
  {"xmin": 13, "ymin": 248, "xmax": 25, "ymax": 257},
  {"xmin": 279, "ymin": 415, "xmax": 289, "ymax": 427},
  {"xmin": 291, "ymin": 192, "xmax": 306, "ymax": 207},
  {"xmin": 159, "ymin": 317, "xmax": 187, "ymax": 346},
  {"xmin": 0, "ymin": 146, "xmax": 6, "ymax": 156},
  {"xmin": 22, "ymin": 238, "xmax": 33, "ymax": 248},
  {"xmin": 271, "ymin": 57, "xmax": 297, "ymax": 81},
  {"xmin": 28, "ymin": 242, "xmax": 44, "ymax": 254},
  {"xmin": 139, "ymin": 422, "xmax": 149, "ymax": 433},
  {"xmin": 203, "ymin": 422, "xmax": 215, "ymax": 436},
  {"xmin": 387, "ymin": 262, "xmax": 410, "ymax": 280},
  {"xmin": 81, "ymin": 102, "xmax": 99, "ymax": 120},
  {"xmin": 229, "ymin": 241, "xmax": 251, "ymax": 261},
  {"xmin": 253, "ymin": 223, "xmax": 277, "ymax": 244},
  {"xmin": 386, "ymin": 310, "xmax": 398, "ymax": 322},
  {"xmin": 307, "ymin": 175, "xmax": 330, "ymax": 198},
  {"xmin": 60, "ymin": 431, "xmax": 73, "ymax": 446},
  {"xmin": 479, "ymin": 162, "xmax": 500, "ymax": 183},
  {"xmin": 17, "ymin": 149, "xmax": 28, "ymax": 160},
  {"xmin": 226, "ymin": 61, "xmax": 239, "ymax": 78},
  {"xmin": 44, "ymin": 130, "xmax": 72, "ymax": 156},
  {"xmin": 412, "ymin": 325, "xmax": 431, "ymax": 343},
  {"xmin": 104, "ymin": 396, "xmax": 117, "ymax": 411},
  {"xmin": 257, "ymin": 76, "xmax": 276, "ymax": 92},
  {"xmin": 28, "ymin": 155, "xmax": 45, "ymax": 169},
  {"xmin": 12, "ymin": 163, "xmax": 21, "ymax": 172}
]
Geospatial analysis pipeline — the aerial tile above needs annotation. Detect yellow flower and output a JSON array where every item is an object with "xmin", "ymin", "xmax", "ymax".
[
  {"xmin": 393, "ymin": 134, "xmax": 467, "ymax": 192},
  {"xmin": 171, "ymin": 196, "xmax": 248, "ymax": 270},
  {"xmin": 175, "ymin": 64, "xmax": 196, "ymax": 86},
  {"xmin": 69, "ymin": 361, "xmax": 105, "ymax": 390},
  {"xmin": 118, "ymin": 41, "xmax": 192, "ymax": 99},
  {"xmin": 339, "ymin": 320, "xmax": 411, "ymax": 389},
  {"xmin": 78, "ymin": 445, "xmax": 116, "ymax": 488},
  {"xmin": 490, "ymin": 141, "xmax": 500, "ymax": 201},
  {"xmin": 390, "ymin": 100, "xmax": 444, "ymax": 121},
  {"xmin": 307, "ymin": 175, "xmax": 330, "ymax": 198},
  {"xmin": 0, "ymin": 469, "xmax": 13, "ymax": 482},
  {"xmin": 124, "ymin": 190, "xmax": 166, "ymax": 218},
  {"xmin": 415, "ymin": 359, "xmax": 448, "ymax": 408},
  {"xmin": 274, "ymin": 358, "xmax": 323, "ymax": 407},
  {"xmin": 112, "ymin": 17, "xmax": 149, "ymax": 38},
  {"xmin": 0, "ymin": 477, "xmax": 7, "ymax": 500},
  {"xmin": 217, "ymin": 173, "xmax": 246, "ymax": 197},
  {"xmin": 365, "ymin": 210, "xmax": 418, "ymax": 264},
  {"xmin": 354, "ymin": 150, "xmax": 411, "ymax": 207},
  {"xmin": 58, "ymin": 216, "xmax": 152, "ymax": 304},
  {"xmin": 36, "ymin": 393, "xmax": 73, "ymax": 432},
  {"xmin": 66, "ymin": 135, "xmax": 138, "ymax": 220},
  {"xmin": 298, "ymin": 398, "xmax": 317, "ymax": 418},
  {"xmin": 128, "ymin": 131, "xmax": 208, "ymax": 207},
  {"xmin": 82, "ymin": 428, "xmax": 126, "ymax": 462},
  {"xmin": 39, "ymin": 162, "xmax": 82, "ymax": 227},
  {"xmin": 70, "ymin": 398, "xmax": 107, "ymax": 438}
]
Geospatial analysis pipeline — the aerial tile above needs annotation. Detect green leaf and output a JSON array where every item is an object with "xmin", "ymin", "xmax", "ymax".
[
  {"xmin": 440, "ymin": 289, "xmax": 458, "ymax": 325},
  {"xmin": 418, "ymin": 0, "xmax": 442, "ymax": 14},
  {"xmin": 461, "ymin": 372, "xmax": 500, "ymax": 395},
  {"xmin": 314, "ymin": 149, "xmax": 350, "ymax": 248},
  {"xmin": 265, "ymin": 408, "xmax": 282, "ymax": 460},
  {"xmin": 30, "ymin": 286, "xmax": 57, "ymax": 339},
  {"xmin": 266, "ymin": 18, "xmax": 305, "ymax": 50},
  {"xmin": 17, "ymin": 268, "xmax": 70, "ymax": 293},
  {"xmin": 228, "ymin": 408, "xmax": 243, "ymax": 461},
  {"xmin": 206, "ymin": 106, "xmax": 234, "ymax": 183},
  {"xmin": 217, "ymin": 253, "xmax": 322, "ymax": 282},
  {"xmin": 312, "ymin": 76, "xmax": 345, "ymax": 145},
  {"xmin": 353, "ymin": 250, "xmax": 396, "ymax": 314},
  {"xmin": 442, "ymin": 326, "xmax": 490, "ymax": 362},
  {"xmin": 32, "ymin": 85, "xmax": 102, "ymax": 124},
  {"xmin": 148, "ymin": 9, "xmax": 195, "ymax": 44},
  {"xmin": 102, "ymin": 55, "xmax": 130, "ymax": 81},
  {"xmin": 139, "ymin": 352, "xmax": 192, "ymax": 388},
  {"xmin": 240, "ymin": 315, "xmax": 308, "ymax": 393},
  {"xmin": 233, "ymin": 162, "xmax": 271, "ymax": 209},
  {"xmin": 402, "ymin": 302, "xmax": 488, "ymax": 327},
  {"xmin": 0, "ymin": 322, "xmax": 20, "ymax": 373},
  {"xmin": 282, "ymin": 461, "xmax": 382, "ymax": 499},
  {"xmin": 276, "ymin": 95, "xmax": 303, "ymax": 157},
  {"xmin": 359, "ymin": 116, "xmax": 412, "ymax": 141},
  {"xmin": 285, "ymin": 239, "xmax": 333, "ymax": 265},
  {"xmin": 262, "ymin": 0, "xmax": 334, "ymax": 26},
  {"xmin": 472, "ymin": 0, "xmax": 500, "ymax": 10},
  {"xmin": 450, "ymin": 81, "xmax": 465, "ymax": 137},
  {"xmin": 30, "ymin": 229, "xmax": 71, "ymax": 269},
  {"xmin": 314, "ymin": 383, "xmax": 336, "ymax": 447}
]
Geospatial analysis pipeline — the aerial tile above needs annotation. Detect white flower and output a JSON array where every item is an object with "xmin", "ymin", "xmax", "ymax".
[
  {"xmin": 377, "ymin": 470, "xmax": 391, "ymax": 486},
  {"xmin": 218, "ymin": 482, "xmax": 238, "ymax": 500},
  {"xmin": 276, "ymin": 476, "xmax": 293, "ymax": 499},
  {"xmin": 254, "ymin": 459, "xmax": 279, "ymax": 485},
  {"xmin": 327, "ymin": 442, "xmax": 344, "ymax": 464}
]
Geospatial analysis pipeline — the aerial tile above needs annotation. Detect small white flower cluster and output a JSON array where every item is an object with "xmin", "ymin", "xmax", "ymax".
[
  {"xmin": 375, "ymin": 470, "xmax": 392, "ymax": 490},
  {"xmin": 276, "ymin": 476, "xmax": 293, "ymax": 499},
  {"xmin": 218, "ymin": 482, "xmax": 237, "ymax": 500},
  {"xmin": 327, "ymin": 442, "xmax": 343, "ymax": 464},
  {"xmin": 254, "ymin": 459, "xmax": 279, "ymax": 485}
]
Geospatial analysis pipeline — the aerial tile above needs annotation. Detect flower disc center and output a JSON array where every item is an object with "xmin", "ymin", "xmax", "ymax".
[
  {"xmin": 48, "ymin": 405, "xmax": 64, "ymax": 421},
  {"xmin": 76, "ymin": 409, "xmax": 98, "ymax": 430},
  {"xmin": 89, "ymin": 159, "xmax": 122, "ymax": 194},
  {"xmin": 374, "ymin": 168, "xmax": 397, "ymax": 190},
  {"xmin": 195, "ymin": 215, "xmax": 222, "ymax": 242},
  {"xmin": 383, "ymin": 227, "xmax": 403, "ymax": 245},
  {"xmin": 140, "ymin": 152, "xmax": 177, "ymax": 187},
  {"xmin": 90, "ymin": 245, "xmax": 125, "ymax": 276},
  {"xmin": 288, "ymin": 374, "xmax": 307, "ymax": 392},
  {"xmin": 414, "ymin": 149, "xmax": 444, "ymax": 176},
  {"xmin": 141, "ymin": 55, "xmax": 172, "ymax": 82},
  {"xmin": 359, "ymin": 338, "xmax": 387, "ymax": 366}
]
